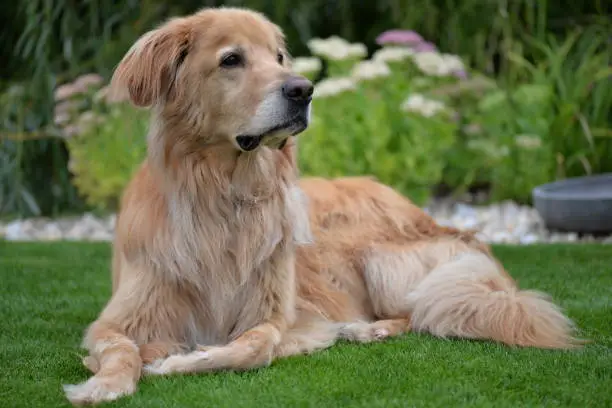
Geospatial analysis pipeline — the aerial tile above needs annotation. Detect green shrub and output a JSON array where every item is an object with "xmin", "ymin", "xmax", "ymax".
[
  {"xmin": 3, "ymin": 1, "xmax": 609, "ymax": 216},
  {"xmin": 297, "ymin": 40, "xmax": 461, "ymax": 205},
  {"xmin": 66, "ymin": 104, "xmax": 148, "ymax": 211},
  {"xmin": 0, "ymin": 85, "xmax": 83, "ymax": 217},
  {"xmin": 510, "ymin": 26, "xmax": 612, "ymax": 179},
  {"xmin": 469, "ymin": 84, "xmax": 557, "ymax": 203},
  {"xmin": 63, "ymin": 27, "xmax": 611, "ymax": 210},
  {"xmin": 443, "ymin": 26, "xmax": 612, "ymax": 203}
]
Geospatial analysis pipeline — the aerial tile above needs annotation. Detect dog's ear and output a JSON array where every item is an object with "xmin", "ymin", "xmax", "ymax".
[{"xmin": 110, "ymin": 19, "xmax": 192, "ymax": 107}]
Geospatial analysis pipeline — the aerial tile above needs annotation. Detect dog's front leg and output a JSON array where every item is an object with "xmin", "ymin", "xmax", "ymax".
[
  {"xmin": 144, "ymin": 251, "xmax": 296, "ymax": 375},
  {"xmin": 144, "ymin": 321, "xmax": 283, "ymax": 374}
]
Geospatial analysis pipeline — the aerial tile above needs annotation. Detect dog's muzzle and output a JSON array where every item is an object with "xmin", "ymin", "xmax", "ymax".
[{"xmin": 236, "ymin": 76, "xmax": 313, "ymax": 152}]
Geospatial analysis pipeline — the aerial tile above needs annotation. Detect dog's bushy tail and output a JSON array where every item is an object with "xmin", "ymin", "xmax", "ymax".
[{"xmin": 406, "ymin": 252, "xmax": 580, "ymax": 349}]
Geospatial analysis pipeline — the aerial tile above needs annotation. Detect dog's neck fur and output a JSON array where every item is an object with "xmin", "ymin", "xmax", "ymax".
[
  {"xmin": 125, "ymin": 113, "xmax": 310, "ymax": 341},
  {"xmin": 147, "ymin": 114, "xmax": 295, "ymax": 204},
  {"xmin": 133, "ymin": 115, "xmax": 310, "ymax": 339}
]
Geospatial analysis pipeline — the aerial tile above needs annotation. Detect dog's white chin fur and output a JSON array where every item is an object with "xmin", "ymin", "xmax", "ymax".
[
  {"xmin": 240, "ymin": 91, "xmax": 289, "ymax": 137},
  {"xmin": 240, "ymin": 90, "xmax": 310, "ymax": 138},
  {"xmin": 235, "ymin": 90, "xmax": 310, "ymax": 150}
]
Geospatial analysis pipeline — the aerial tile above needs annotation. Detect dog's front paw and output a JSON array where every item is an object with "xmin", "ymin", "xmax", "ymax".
[
  {"xmin": 63, "ymin": 375, "xmax": 136, "ymax": 405},
  {"xmin": 142, "ymin": 358, "xmax": 165, "ymax": 375},
  {"xmin": 144, "ymin": 351, "xmax": 210, "ymax": 376}
]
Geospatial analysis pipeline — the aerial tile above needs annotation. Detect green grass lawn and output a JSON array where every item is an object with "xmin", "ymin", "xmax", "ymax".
[{"xmin": 1, "ymin": 242, "xmax": 611, "ymax": 408}]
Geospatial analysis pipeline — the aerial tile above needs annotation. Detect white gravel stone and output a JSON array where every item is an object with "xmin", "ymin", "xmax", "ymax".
[
  {"xmin": 64, "ymin": 223, "xmax": 92, "ymax": 241},
  {"xmin": 89, "ymin": 229, "xmax": 114, "ymax": 242},
  {"xmin": 519, "ymin": 233, "xmax": 540, "ymax": 245},
  {"xmin": 0, "ymin": 200, "xmax": 610, "ymax": 244},
  {"xmin": 106, "ymin": 214, "xmax": 117, "ymax": 230},
  {"xmin": 5, "ymin": 220, "xmax": 33, "ymax": 241},
  {"xmin": 38, "ymin": 222, "xmax": 63, "ymax": 241}
]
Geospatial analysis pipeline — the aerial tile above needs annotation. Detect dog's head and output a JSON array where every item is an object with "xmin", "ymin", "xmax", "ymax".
[{"xmin": 111, "ymin": 8, "xmax": 312, "ymax": 152}]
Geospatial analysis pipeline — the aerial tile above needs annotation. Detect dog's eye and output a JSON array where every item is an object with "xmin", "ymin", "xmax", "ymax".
[
  {"xmin": 220, "ymin": 53, "xmax": 243, "ymax": 68},
  {"xmin": 277, "ymin": 52, "xmax": 284, "ymax": 65}
]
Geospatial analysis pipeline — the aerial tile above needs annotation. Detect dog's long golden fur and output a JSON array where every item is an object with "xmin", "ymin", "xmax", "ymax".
[{"xmin": 64, "ymin": 7, "xmax": 578, "ymax": 405}]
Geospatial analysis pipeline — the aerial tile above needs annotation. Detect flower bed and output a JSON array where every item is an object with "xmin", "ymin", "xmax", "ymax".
[{"xmin": 3, "ymin": 27, "xmax": 607, "ymax": 238}]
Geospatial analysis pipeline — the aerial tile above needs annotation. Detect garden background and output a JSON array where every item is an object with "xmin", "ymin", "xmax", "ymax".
[
  {"xmin": 0, "ymin": 0, "xmax": 610, "ymax": 233},
  {"xmin": 1, "ymin": 3, "xmax": 611, "ymax": 407}
]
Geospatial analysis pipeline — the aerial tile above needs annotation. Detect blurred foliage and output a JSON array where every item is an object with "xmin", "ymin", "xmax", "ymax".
[
  {"xmin": 0, "ymin": 85, "xmax": 83, "ymax": 216},
  {"xmin": 66, "ymin": 104, "xmax": 149, "ymax": 210},
  {"xmin": 5, "ymin": 0, "xmax": 609, "ymax": 86},
  {"xmin": 0, "ymin": 137, "xmax": 81, "ymax": 217},
  {"xmin": 297, "ymin": 52, "xmax": 459, "ymax": 205},
  {"xmin": 300, "ymin": 26, "xmax": 612, "ymax": 205},
  {"xmin": 63, "ymin": 26, "xmax": 611, "ymax": 209},
  {"xmin": 446, "ymin": 24, "xmax": 612, "ymax": 203},
  {"xmin": 482, "ymin": 27, "xmax": 612, "ymax": 202},
  {"xmin": 0, "ymin": 0, "xmax": 610, "ymax": 215}
]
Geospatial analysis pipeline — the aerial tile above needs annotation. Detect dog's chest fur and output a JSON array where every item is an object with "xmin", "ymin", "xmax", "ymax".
[{"xmin": 159, "ymin": 149, "xmax": 311, "ymax": 346}]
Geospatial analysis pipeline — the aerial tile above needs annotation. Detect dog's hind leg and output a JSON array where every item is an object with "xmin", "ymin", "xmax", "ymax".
[
  {"xmin": 273, "ymin": 316, "xmax": 341, "ymax": 357},
  {"xmin": 272, "ymin": 317, "xmax": 411, "ymax": 356},
  {"xmin": 344, "ymin": 241, "xmax": 453, "ymax": 343},
  {"xmin": 361, "ymin": 239, "xmax": 578, "ymax": 348},
  {"xmin": 362, "ymin": 242, "xmax": 440, "ymax": 320}
]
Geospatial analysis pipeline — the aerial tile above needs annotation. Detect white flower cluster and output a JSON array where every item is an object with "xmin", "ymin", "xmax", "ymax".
[
  {"xmin": 313, "ymin": 77, "xmax": 356, "ymax": 98},
  {"xmin": 467, "ymin": 140, "xmax": 510, "ymax": 158},
  {"xmin": 307, "ymin": 36, "xmax": 367, "ymax": 61},
  {"xmin": 401, "ymin": 93, "xmax": 446, "ymax": 117},
  {"xmin": 413, "ymin": 51, "xmax": 465, "ymax": 77},
  {"xmin": 291, "ymin": 57, "xmax": 322, "ymax": 75},
  {"xmin": 515, "ymin": 134, "xmax": 542, "ymax": 149},
  {"xmin": 372, "ymin": 46, "xmax": 415, "ymax": 63},
  {"xmin": 351, "ymin": 60, "xmax": 391, "ymax": 81}
]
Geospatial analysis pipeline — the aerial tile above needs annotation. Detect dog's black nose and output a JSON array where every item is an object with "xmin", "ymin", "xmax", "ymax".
[{"xmin": 282, "ymin": 76, "xmax": 314, "ymax": 102}]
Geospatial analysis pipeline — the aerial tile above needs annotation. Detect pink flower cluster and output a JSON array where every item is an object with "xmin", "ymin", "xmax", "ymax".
[
  {"xmin": 375, "ymin": 30, "xmax": 425, "ymax": 46},
  {"xmin": 375, "ymin": 30, "xmax": 467, "ymax": 79}
]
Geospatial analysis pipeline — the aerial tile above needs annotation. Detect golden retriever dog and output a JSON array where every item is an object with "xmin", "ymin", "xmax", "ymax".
[{"xmin": 63, "ymin": 7, "xmax": 578, "ymax": 405}]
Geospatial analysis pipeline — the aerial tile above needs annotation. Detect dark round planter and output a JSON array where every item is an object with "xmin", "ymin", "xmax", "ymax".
[{"xmin": 532, "ymin": 173, "xmax": 612, "ymax": 233}]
